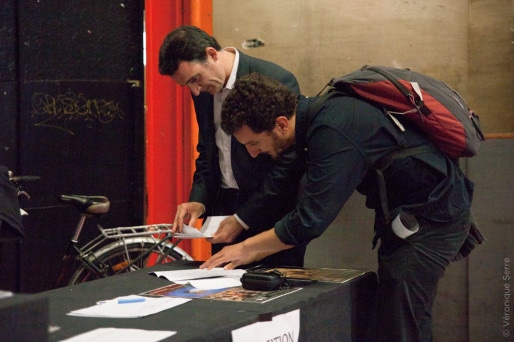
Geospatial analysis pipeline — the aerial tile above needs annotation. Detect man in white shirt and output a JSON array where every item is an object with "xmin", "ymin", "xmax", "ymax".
[{"xmin": 159, "ymin": 26, "xmax": 305, "ymax": 266}]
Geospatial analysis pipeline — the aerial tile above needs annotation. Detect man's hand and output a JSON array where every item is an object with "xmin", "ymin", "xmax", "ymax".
[
  {"xmin": 172, "ymin": 202, "xmax": 205, "ymax": 233},
  {"xmin": 199, "ymin": 241, "xmax": 263, "ymax": 270},
  {"xmin": 200, "ymin": 229, "xmax": 294, "ymax": 269},
  {"xmin": 210, "ymin": 216, "xmax": 244, "ymax": 244}
]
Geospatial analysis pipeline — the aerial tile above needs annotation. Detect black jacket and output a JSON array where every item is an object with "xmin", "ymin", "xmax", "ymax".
[
  {"xmin": 188, "ymin": 50, "xmax": 301, "ymax": 231},
  {"xmin": 274, "ymin": 95, "xmax": 474, "ymax": 246}
]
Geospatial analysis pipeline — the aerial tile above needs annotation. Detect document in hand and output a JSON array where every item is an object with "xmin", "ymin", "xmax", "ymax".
[
  {"xmin": 173, "ymin": 216, "xmax": 229, "ymax": 238},
  {"xmin": 67, "ymin": 295, "xmax": 191, "ymax": 318}
]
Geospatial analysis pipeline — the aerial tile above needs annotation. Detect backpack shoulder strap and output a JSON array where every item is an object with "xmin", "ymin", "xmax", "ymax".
[
  {"xmin": 305, "ymin": 87, "xmax": 347, "ymax": 122},
  {"xmin": 362, "ymin": 65, "xmax": 431, "ymax": 115}
]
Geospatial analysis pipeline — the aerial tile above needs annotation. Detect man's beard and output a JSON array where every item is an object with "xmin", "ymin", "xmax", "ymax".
[{"xmin": 270, "ymin": 131, "xmax": 293, "ymax": 160}]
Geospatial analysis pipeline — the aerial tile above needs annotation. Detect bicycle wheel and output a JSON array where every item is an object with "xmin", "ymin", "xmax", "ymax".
[{"xmin": 69, "ymin": 237, "xmax": 193, "ymax": 285}]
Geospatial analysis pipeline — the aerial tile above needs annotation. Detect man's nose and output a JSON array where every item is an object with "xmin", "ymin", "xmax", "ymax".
[
  {"xmin": 246, "ymin": 146, "xmax": 261, "ymax": 158},
  {"xmin": 189, "ymin": 84, "xmax": 201, "ymax": 96}
]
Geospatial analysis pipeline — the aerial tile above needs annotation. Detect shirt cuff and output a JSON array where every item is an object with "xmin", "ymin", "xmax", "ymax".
[{"xmin": 234, "ymin": 214, "xmax": 249, "ymax": 230}]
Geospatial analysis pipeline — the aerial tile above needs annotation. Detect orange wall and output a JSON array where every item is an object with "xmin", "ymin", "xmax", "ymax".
[
  {"xmin": 145, "ymin": 0, "xmax": 212, "ymax": 260},
  {"xmin": 186, "ymin": 0, "xmax": 213, "ymax": 260}
]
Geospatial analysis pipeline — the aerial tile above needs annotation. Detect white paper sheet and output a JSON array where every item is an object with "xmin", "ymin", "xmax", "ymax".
[
  {"xmin": 0, "ymin": 290, "xmax": 13, "ymax": 299},
  {"xmin": 199, "ymin": 216, "xmax": 229, "ymax": 236},
  {"xmin": 175, "ymin": 277, "xmax": 242, "ymax": 289},
  {"xmin": 150, "ymin": 267, "xmax": 245, "ymax": 282},
  {"xmin": 232, "ymin": 309, "xmax": 300, "ymax": 342},
  {"xmin": 173, "ymin": 215, "xmax": 229, "ymax": 238},
  {"xmin": 67, "ymin": 295, "xmax": 191, "ymax": 318},
  {"xmin": 59, "ymin": 327, "xmax": 176, "ymax": 342}
]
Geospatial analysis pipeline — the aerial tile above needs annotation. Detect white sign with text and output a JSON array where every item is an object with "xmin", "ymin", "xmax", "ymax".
[{"xmin": 231, "ymin": 309, "xmax": 300, "ymax": 342}]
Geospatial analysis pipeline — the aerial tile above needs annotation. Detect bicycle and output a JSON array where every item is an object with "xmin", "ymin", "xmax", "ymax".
[{"xmin": 53, "ymin": 194, "xmax": 193, "ymax": 287}]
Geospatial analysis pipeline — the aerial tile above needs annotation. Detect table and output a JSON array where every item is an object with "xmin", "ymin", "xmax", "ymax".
[
  {"xmin": 33, "ymin": 261, "xmax": 377, "ymax": 341},
  {"xmin": 0, "ymin": 292, "xmax": 48, "ymax": 341}
]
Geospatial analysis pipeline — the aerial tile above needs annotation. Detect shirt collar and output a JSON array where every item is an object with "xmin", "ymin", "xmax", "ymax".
[
  {"xmin": 295, "ymin": 95, "xmax": 313, "ymax": 149},
  {"xmin": 224, "ymin": 47, "xmax": 239, "ymax": 90}
]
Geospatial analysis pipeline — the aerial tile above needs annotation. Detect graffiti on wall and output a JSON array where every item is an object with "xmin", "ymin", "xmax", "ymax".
[{"xmin": 31, "ymin": 90, "xmax": 125, "ymax": 135}]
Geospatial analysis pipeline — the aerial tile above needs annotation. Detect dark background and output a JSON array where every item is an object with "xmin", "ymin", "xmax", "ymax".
[{"xmin": 0, "ymin": 0, "xmax": 144, "ymax": 293}]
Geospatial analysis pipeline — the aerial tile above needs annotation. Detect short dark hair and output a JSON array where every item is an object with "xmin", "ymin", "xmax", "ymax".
[
  {"xmin": 221, "ymin": 73, "xmax": 298, "ymax": 134},
  {"xmin": 158, "ymin": 26, "xmax": 222, "ymax": 76}
]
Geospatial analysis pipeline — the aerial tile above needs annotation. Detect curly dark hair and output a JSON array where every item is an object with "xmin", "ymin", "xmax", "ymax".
[
  {"xmin": 158, "ymin": 26, "xmax": 222, "ymax": 76},
  {"xmin": 221, "ymin": 73, "xmax": 298, "ymax": 134}
]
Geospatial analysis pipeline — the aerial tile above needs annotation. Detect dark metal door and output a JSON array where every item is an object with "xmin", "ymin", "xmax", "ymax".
[{"xmin": 1, "ymin": 0, "xmax": 144, "ymax": 292}]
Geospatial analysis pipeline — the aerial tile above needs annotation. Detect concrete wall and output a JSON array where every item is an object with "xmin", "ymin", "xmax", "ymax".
[
  {"xmin": 468, "ymin": 0, "xmax": 513, "ymax": 132},
  {"xmin": 467, "ymin": 139, "xmax": 514, "ymax": 341},
  {"xmin": 214, "ymin": 0, "xmax": 513, "ymax": 340},
  {"xmin": 214, "ymin": 0, "xmax": 512, "ymax": 134}
]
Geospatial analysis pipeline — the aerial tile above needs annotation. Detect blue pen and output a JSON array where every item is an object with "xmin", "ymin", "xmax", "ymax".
[{"xmin": 118, "ymin": 297, "xmax": 146, "ymax": 304}]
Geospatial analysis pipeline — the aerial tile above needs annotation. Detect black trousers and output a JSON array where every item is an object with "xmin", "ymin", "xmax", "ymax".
[{"xmin": 375, "ymin": 212, "xmax": 471, "ymax": 342}]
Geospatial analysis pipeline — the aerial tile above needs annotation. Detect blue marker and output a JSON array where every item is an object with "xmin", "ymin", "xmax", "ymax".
[{"xmin": 118, "ymin": 297, "xmax": 146, "ymax": 304}]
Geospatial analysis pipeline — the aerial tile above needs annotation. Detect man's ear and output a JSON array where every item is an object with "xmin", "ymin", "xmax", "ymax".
[
  {"xmin": 275, "ymin": 116, "xmax": 289, "ymax": 134},
  {"xmin": 206, "ymin": 47, "xmax": 218, "ymax": 61}
]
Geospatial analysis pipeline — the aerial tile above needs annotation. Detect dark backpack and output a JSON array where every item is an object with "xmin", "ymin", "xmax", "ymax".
[{"xmin": 312, "ymin": 65, "xmax": 485, "ymax": 159}]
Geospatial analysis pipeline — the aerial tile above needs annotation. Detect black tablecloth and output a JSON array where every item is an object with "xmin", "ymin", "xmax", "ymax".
[{"xmin": 32, "ymin": 261, "xmax": 377, "ymax": 341}]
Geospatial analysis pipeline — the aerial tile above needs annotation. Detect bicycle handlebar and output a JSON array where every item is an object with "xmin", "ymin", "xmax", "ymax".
[{"xmin": 9, "ymin": 175, "xmax": 41, "ymax": 182}]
